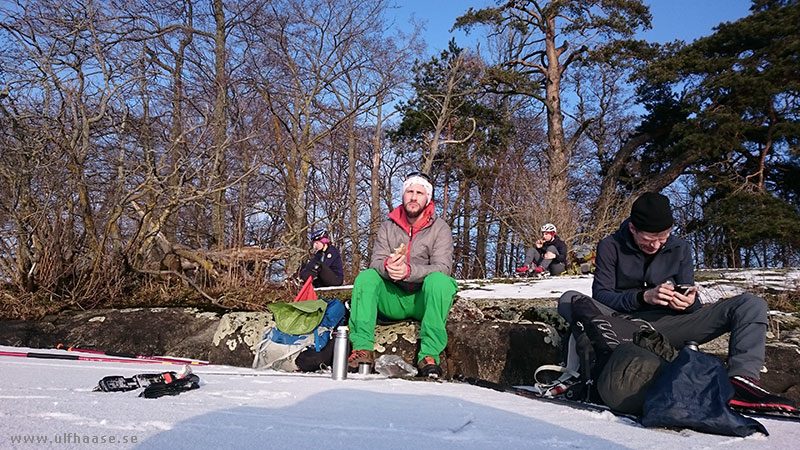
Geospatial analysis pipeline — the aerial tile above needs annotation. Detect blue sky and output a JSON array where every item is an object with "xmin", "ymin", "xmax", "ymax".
[{"xmin": 392, "ymin": 0, "xmax": 755, "ymax": 56}]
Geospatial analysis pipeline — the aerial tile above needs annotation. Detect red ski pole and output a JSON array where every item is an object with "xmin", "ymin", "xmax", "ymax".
[
  {"xmin": 0, "ymin": 349, "xmax": 177, "ymax": 365},
  {"xmin": 56, "ymin": 344, "xmax": 209, "ymax": 366}
]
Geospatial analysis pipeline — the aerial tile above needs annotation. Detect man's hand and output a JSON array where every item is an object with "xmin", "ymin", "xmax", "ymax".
[
  {"xmin": 643, "ymin": 283, "xmax": 696, "ymax": 310},
  {"xmin": 535, "ymin": 239, "xmax": 544, "ymax": 249},
  {"xmin": 643, "ymin": 284, "xmax": 670, "ymax": 306},
  {"xmin": 668, "ymin": 287, "xmax": 696, "ymax": 310},
  {"xmin": 543, "ymin": 251, "xmax": 556, "ymax": 259},
  {"xmin": 385, "ymin": 251, "xmax": 408, "ymax": 281}
]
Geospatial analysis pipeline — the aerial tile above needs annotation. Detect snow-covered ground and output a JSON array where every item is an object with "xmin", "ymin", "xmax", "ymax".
[
  {"xmin": 457, "ymin": 275, "xmax": 594, "ymax": 299},
  {"xmin": 1, "ymin": 344, "xmax": 797, "ymax": 450},
  {"xmin": 456, "ymin": 269, "xmax": 800, "ymax": 305}
]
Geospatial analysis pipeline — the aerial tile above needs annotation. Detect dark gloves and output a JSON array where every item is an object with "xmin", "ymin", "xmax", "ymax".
[{"xmin": 140, "ymin": 373, "xmax": 201, "ymax": 399}]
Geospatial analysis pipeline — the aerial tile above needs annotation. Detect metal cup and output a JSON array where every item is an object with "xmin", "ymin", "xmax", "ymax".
[{"xmin": 358, "ymin": 362, "xmax": 371, "ymax": 375}]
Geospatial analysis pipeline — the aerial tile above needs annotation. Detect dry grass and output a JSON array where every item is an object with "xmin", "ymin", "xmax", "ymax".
[
  {"xmin": 0, "ymin": 273, "xmax": 298, "ymax": 321},
  {"xmin": 764, "ymin": 289, "xmax": 800, "ymax": 314}
]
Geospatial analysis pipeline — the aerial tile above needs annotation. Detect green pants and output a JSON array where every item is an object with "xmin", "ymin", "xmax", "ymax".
[{"xmin": 348, "ymin": 269, "xmax": 458, "ymax": 364}]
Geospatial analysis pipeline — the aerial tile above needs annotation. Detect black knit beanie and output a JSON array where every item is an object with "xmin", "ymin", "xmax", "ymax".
[{"xmin": 630, "ymin": 192, "xmax": 673, "ymax": 232}]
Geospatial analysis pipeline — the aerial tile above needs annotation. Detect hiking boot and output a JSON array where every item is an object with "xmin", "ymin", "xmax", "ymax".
[
  {"xmin": 515, "ymin": 265, "xmax": 529, "ymax": 274},
  {"xmin": 533, "ymin": 266, "xmax": 544, "ymax": 274},
  {"xmin": 729, "ymin": 376, "xmax": 798, "ymax": 412},
  {"xmin": 347, "ymin": 349, "xmax": 374, "ymax": 372},
  {"xmin": 417, "ymin": 356, "xmax": 442, "ymax": 379}
]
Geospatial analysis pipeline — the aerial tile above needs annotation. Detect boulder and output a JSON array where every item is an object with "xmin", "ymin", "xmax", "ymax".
[
  {"xmin": 209, "ymin": 312, "xmax": 272, "ymax": 367},
  {"xmin": 0, "ymin": 308, "xmax": 219, "ymax": 361},
  {"xmin": 445, "ymin": 321, "xmax": 561, "ymax": 385},
  {"xmin": 324, "ymin": 319, "xmax": 560, "ymax": 383},
  {"xmin": 762, "ymin": 344, "xmax": 800, "ymax": 404},
  {"xmin": 0, "ymin": 319, "xmax": 60, "ymax": 349}
]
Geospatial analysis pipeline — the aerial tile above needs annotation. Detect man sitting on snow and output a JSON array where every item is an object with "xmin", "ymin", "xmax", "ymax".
[
  {"xmin": 558, "ymin": 192, "xmax": 797, "ymax": 412},
  {"xmin": 346, "ymin": 171, "xmax": 458, "ymax": 378}
]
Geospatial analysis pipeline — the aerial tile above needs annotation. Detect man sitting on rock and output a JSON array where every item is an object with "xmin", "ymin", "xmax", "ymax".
[
  {"xmin": 347, "ymin": 172, "xmax": 458, "ymax": 378},
  {"xmin": 516, "ymin": 223, "xmax": 567, "ymax": 277},
  {"xmin": 558, "ymin": 192, "xmax": 797, "ymax": 412}
]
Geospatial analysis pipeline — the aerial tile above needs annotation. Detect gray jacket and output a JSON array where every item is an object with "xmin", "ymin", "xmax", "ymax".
[{"xmin": 370, "ymin": 202, "xmax": 454, "ymax": 291}]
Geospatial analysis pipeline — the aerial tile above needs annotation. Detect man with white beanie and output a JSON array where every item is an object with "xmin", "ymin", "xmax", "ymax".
[{"xmin": 347, "ymin": 171, "xmax": 457, "ymax": 378}]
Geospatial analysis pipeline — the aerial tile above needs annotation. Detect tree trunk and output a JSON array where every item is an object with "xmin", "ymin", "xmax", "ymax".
[
  {"xmin": 472, "ymin": 175, "xmax": 495, "ymax": 279},
  {"xmin": 15, "ymin": 195, "xmax": 35, "ymax": 291},
  {"xmin": 234, "ymin": 161, "xmax": 249, "ymax": 248},
  {"xmin": 495, "ymin": 218, "xmax": 508, "ymax": 277},
  {"xmin": 210, "ymin": 0, "xmax": 228, "ymax": 250},
  {"xmin": 163, "ymin": 12, "xmax": 194, "ymax": 243},
  {"xmin": 284, "ymin": 114, "xmax": 312, "ymax": 275},
  {"xmin": 346, "ymin": 116, "xmax": 361, "ymax": 277},
  {"xmin": 367, "ymin": 99, "xmax": 384, "ymax": 265},
  {"xmin": 542, "ymin": 16, "xmax": 570, "ymax": 221},
  {"xmin": 472, "ymin": 207, "xmax": 489, "ymax": 279},
  {"xmin": 458, "ymin": 179, "xmax": 472, "ymax": 278}
]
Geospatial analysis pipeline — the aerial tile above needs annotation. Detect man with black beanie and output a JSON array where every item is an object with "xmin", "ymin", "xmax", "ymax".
[{"xmin": 558, "ymin": 192, "xmax": 797, "ymax": 413}]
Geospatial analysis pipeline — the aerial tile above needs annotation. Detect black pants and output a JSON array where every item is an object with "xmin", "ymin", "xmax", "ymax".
[
  {"xmin": 558, "ymin": 290, "xmax": 767, "ymax": 379},
  {"xmin": 299, "ymin": 262, "xmax": 343, "ymax": 288}
]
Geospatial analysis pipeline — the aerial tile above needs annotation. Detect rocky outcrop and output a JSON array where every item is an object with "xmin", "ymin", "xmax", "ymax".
[
  {"xmin": 209, "ymin": 312, "xmax": 272, "ymax": 366},
  {"xmin": 0, "ymin": 293, "xmax": 798, "ymax": 405},
  {"xmin": 337, "ymin": 318, "xmax": 560, "ymax": 384},
  {"xmin": 0, "ymin": 308, "xmax": 219, "ymax": 361},
  {"xmin": 0, "ymin": 301, "xmax": 559, "ymax": 385}
]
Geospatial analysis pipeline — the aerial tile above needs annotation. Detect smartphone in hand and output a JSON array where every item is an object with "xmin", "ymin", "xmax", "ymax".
[{"xmin": 675, "ymin": 284, "xmax": 695, "ymax": 296}]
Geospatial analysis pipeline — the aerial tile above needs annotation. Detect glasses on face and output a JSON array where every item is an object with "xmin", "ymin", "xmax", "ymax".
[
  {"xmin": 641, "ymin": 236, "xmax": 667, "ymax": 246},
  {"xmin": 634, "ymin": 231, "xmax": 670, "ymax": 246},
  {"xmin": 405, "ymin": 171, "xmax": 432, "ymax": 182}
]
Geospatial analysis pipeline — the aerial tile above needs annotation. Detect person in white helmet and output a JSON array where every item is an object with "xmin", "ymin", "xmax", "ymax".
[{"xmin": 516, "ymin": 223, "xmax": 567, "ymax": 276}]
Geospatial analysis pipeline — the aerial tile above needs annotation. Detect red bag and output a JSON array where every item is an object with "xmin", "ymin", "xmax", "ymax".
[{"xmin": 292, "ymin": 276, "xmax": 317, "ymax": 302}]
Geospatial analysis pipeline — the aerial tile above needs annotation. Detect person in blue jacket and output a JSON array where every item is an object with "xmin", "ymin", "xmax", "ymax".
[
  {"xmin": 298, "ymin": 228, "xmax": 344, "ymax": 288},
  {"xmin": 558, "ymin": 192, "xmax": 796, "ymax": 413}
]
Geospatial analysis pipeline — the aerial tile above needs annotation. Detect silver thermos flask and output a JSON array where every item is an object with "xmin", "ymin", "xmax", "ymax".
[{"xmin": 331, "ymin": 325, "xmax": 349, "ymax": 380}]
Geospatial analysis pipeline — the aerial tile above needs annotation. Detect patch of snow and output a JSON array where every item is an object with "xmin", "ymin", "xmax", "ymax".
[
  {"xmin": 453, "ymin": 269, "xmax": 800, "ymax": 305},
  {"xmin": 1, "ymin": 344, "xmax": 797, "ymax": 449},
  {"xmin": 457, "ymin": 276, "xmax": 594, "ymax": 299}
]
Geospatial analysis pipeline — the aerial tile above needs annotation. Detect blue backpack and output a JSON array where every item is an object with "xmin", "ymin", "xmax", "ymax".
[
  {"xmin": 641, "ymin": 347, "xmax": 768, "ymax": 436},
  {"xmin": 253, "ymin": 298, "xmax": 346, "ymax": 371}
]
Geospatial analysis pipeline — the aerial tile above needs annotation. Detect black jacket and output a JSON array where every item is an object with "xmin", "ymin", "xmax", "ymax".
[
  {"xmin": 536, "ymin": 235, "xmax": 568, "ymax": 266},
  {"xmin": 299, "ymin": 245, "xmax": 344, "ymax": 287},
  {"xmin": 592, "ymin": 219, "xmax": 698, "ymax": 313}
]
